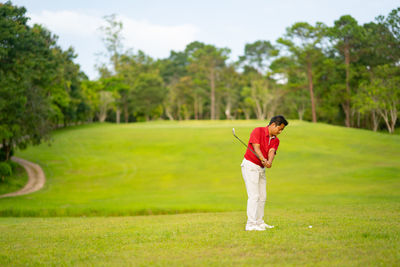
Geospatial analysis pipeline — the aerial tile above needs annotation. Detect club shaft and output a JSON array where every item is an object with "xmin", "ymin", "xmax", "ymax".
[{"xmin": 233, "ymin": 134, "xmax": 262, "ymax": 160}]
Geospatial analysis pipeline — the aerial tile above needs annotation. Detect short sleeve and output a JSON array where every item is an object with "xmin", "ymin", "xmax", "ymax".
[
  {"xmin": 249, "ymin": 128, "xmax": 261, "ymax": 144},
  {"xmin": 271, "ymin": 138, "xmax": 280, "ymax": 153}
]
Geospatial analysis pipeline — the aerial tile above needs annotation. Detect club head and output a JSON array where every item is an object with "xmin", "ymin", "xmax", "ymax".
[{"xmin": 232, "ymin": 128, "xmax": 236, "ymax": 136}]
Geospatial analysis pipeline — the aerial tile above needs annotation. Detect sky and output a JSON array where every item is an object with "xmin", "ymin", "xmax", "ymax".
[{"xmin": 9, "ymin": 0, "xmax": 399, "ymax": 79}]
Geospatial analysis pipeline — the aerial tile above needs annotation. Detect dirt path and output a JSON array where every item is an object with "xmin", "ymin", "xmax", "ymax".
[{"xmin": 0, "ymin": 156, "xmax": 46, "ymax": 198}]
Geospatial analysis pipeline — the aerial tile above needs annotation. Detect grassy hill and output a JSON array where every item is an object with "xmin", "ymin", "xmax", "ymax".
[
  {"xmin": 0, "ymin": 120, "xmax": 399, "ymax": 265},
  {"xmin": 0, "ymin": 120, "xmax": 399, "ymax": 216}
]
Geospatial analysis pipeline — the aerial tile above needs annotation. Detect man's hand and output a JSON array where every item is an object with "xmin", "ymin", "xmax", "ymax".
[
  {"xmin": 254, "ymin": 144, "xmax": 274, "ymax": 168},
  {"xmin": 265, "ymin": 161, "xmax": 272, "ymax": 168},
  {"xmin": 261, "ymin": 158, "xmax": 272, "ymax": 168}
]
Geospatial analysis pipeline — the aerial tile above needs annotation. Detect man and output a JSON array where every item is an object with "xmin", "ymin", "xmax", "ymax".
[{"xmin": 241, "ymin": 115, "xmax": 288, "ymax": 231}]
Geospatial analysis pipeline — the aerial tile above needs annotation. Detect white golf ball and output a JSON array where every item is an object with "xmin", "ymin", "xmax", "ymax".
[{"xmin": 308, "ymin": 225, "xmax": 312, "ymax": 228}]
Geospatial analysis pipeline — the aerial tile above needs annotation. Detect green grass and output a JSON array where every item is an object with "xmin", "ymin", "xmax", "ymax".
[
  {"xmin": 0, "ymin": 120, "xmax": 399, "ymax": 265},
  {"xmin": 0, "ymin": 164, "xmax": 28, "ymax": 195},
  {"xmin": 0, "ymin": 120, "xmax": 399, "ymax": 216},
  {"xmin": 0, "ymin": 210, "xmax": 399, "ymax": 266}
]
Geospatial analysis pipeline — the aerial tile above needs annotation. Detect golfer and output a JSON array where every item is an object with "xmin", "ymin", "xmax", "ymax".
[{"xmin": 241, "ymin": 115, "xmax": 288, "ymax": 231}]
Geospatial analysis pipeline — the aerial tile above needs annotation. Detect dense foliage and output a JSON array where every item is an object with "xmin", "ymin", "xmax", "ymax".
[{"xmin": 0, "ymin": 1, "xmax": 88, "ymax": 161}]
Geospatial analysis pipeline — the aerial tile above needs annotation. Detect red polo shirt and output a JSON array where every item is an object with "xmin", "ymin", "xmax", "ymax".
[{"xmin": 244, "ymin": 127, "xmax": 280, "ymax": 167}]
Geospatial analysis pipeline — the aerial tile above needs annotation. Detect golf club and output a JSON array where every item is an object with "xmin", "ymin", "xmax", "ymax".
[{"xmin": 232, "ymin": 128, "xmax": 262, "ymax": 161}]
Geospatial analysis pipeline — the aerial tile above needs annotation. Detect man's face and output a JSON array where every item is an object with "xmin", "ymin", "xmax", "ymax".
[{"xmin": 269, "ymin": 123, "xmax": 285, "ymax": 136}]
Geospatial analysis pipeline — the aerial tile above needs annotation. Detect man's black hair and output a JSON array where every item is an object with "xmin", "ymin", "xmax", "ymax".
[{"xmin": 269, "ymin": 115, "xmax": 288, "ymax": 126}]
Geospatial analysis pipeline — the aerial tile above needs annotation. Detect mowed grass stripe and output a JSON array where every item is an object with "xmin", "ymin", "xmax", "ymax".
[{"xmin": 0, "ymin": 120, "xmax": 399, "ymax": 216}]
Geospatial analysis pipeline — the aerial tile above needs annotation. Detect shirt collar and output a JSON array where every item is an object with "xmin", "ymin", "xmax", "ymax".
[{"xmin": 266, "ymin": 126, "xmax": 276, "ymax": 139}]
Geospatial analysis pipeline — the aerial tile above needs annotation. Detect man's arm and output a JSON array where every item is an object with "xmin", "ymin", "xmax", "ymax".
[
  {"xmin": 266, "ymin": 148, "xmax": 276, "ymax": 168},
  {"xmin": 252, "ymin": 143, "xmax": 268, "ymax": 167}
]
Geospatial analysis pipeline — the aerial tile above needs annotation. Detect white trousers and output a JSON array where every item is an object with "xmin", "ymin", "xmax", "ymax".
[{"xmin": 241, "ymin": 158, "xmax": 267, "ymax": 226}]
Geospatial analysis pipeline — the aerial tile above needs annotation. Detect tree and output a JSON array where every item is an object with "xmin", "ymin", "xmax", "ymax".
[
  {"xmin": 220, "ymin": 64, "xmax": 242, "ymax": 119},
  {"xmin": 158, "ymin": 49, "xmax": 192, "ymax": 120},
  {"xmin": 131, "ymin": 72, "xmax": 166, "ymax": 121},
  {"xmin": 361, "ymin": 21, "xmax": 400, "ymax": 68},
  {"xmin": 81, "ymin": 80, "xmax": 102, "ymax": 122},
  {"xmin": 158, "ymin": 50, "xmax": 190, "ymax": 85},
  {"xmin": 378, "ymin": 7, "xmax": 400, "ymax": 43},
  {"xmin": 188, "ymin": 44, "xmax": 230, "ymax": 120},
  {"xmin": 271, "ymin": 56, "xmax": 308, "ymax": 120},
  {"xmin": 355, "ymin": 65, "xmax": 399, "ymax": 133},
  {"xmin": 238, "ymin": 40, "xmax": 281, "ymax": 120},
  {"xmin": 117, "ymin": 50, "xmax": 155, "ymax": 122},
  {"xmin": 97, "ymin": 91, "xmax": 115, "ymax": 122},
  {"xmin": 173, "ymin": 76, "xmax": 196, "ymax": 120},
  {"xmin": 239, "ymin": 40, "xmax": 279, "ymax": 74},
  {"xmin": 241, "ymin": 70, "xmax": 270, "ymax": 120},
  {"xmin": 278, "ymin": 22, "xmax": 327, "ymax": 123},
  {"xmin": 0, "ymin": 2, "xmax": 61, "ymax": 161},
  {"xmin": 329, "ymin": 15, "xmax": 364, "ymax": 127},
  {"xmin": 98, "ymin": 14, "xmax": 124, "ymax": 123},
  {"xmin": 49, "ymin": 47, "xmax": 87, "ymax": 127},
  {"xmin": 98, "ymin": 14, "xmax": 123, "ymax": 72}
]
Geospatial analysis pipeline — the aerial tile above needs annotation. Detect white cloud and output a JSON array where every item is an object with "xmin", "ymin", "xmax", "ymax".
[
  {"xmin": 27, "ymin": 10, "xmax": 200, "ymax": 79},
  {"xmin": 120, "ymin": 16, "xmax": 199, "ymax": 57},
  {"xmin": 29, "ymin": 10, "xmax": 103, "ymax": 37}
]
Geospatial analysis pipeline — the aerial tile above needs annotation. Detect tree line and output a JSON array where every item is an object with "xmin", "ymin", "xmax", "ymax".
[
  {"xmin": 93, "ymin": 9, "xmax": 400, "ymax": 134},
  {"xmin": 1, "ymin": 1, "xmax": 400, "ymax": 165}
]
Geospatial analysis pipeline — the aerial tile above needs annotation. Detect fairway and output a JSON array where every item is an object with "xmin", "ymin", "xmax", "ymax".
[{"xmin": 1, "ymin": 120, "xmax": 400, "ymax": 265}]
